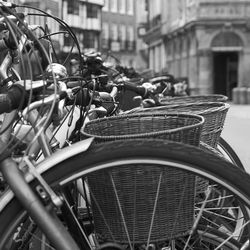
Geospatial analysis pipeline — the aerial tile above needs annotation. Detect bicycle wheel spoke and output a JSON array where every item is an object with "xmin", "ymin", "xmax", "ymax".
[
  {"xmin": 146, "ymin": 171, "xmax": 162, "ymax": 249},
  {"xmin": 201, "ymin": 215, "xmax": 230, "ymax": 230},
  {"xmin": 170, "ymin": 177, "xmax": 193, "ymax": 240},
  {"xmin": 196, "ymin": 207, "xmax": 242, "ymax": 222},
  {"xmin": 110, "ymin": 172, "xmax": 133, "ymax": 249},
  {"xmin": 14, "ymin": 224, "xmax": 55, "ymax": 250},
  {"xmin": 214, "ymin": 220, "xmax": 250, "ymax": 249},
  {"xmin": 3, "ymin": 140, "xmax": 250, "ymax": 249},
  {"xmin": 88, "ymin": 184, "xmax": 117, "ymax": 242},
  {"xmin": 184, "ymin": 186, "xmax": 212, "ymax": 250},
  {"xmin": 195, "ymin": 194, "xmax": 235, "ymax": 205}
]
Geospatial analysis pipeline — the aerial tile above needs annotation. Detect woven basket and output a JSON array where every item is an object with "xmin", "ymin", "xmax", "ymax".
[
  {"xmin": 82, "ymin": 113, "xmax": 204, "ymax": 243},
  {"xmin": 160, "ymin": 94, "xmax": 228, "ymax": 105},
  {"xmin": 82, "ymin": 113, "xmax": 204, "ymax": 145},
  {"xmin": 126, "ymin": 102, "xmax": 230, "ymax": 148}
]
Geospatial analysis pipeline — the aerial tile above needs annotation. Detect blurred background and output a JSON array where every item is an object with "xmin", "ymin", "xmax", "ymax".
[{"xmin": 7, "ymin": 0, "xmax": 250, "ymax": 102}]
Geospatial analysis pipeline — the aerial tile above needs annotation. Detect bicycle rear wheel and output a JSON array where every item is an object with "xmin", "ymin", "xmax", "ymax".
[
  {"xmin": 1, "ymin": 139, "xmax": 250, "ymax": 249},
  {"xmin": 218, "ymin": 137, "xmax": 245, "ymax": 170}
]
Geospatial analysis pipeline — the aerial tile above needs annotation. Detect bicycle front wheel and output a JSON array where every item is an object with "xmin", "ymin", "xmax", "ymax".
[{"xmin": 1, "ymin": 139, "xmax": 250, "ymax": 249}]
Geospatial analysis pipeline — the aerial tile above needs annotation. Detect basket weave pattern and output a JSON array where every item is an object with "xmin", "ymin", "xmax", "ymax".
[
  {"xmin": 83, "ymin": 113, "xmax": 204, "ymax": 243},
  {"xmin": 127, "ymin": 102, "xmax": 229, "ymax": 148},
  {"xmin": 88, "ymin": 165, "xmax": 196, "ymax": 243}
]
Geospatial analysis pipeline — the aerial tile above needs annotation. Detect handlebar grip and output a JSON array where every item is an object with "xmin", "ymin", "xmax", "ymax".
[
  {"xmin": 66, "ymin": 80, "xmax": 86, "ymax": 89},
  {"xmin": 123, "ymin": 82, "xmax": 148, "ymax": 98},
  {"xmin": 0, "ymin": 85, "xmax": 26, "ymax": 114}
]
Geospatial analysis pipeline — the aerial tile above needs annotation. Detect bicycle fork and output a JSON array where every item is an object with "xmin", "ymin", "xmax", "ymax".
[{"xmin": 0, "ymin": 157, "xmax": 81, "ymax": 250}]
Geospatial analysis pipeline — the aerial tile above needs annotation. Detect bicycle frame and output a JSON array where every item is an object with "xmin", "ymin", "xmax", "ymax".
[{"xmin": 0, "ymin": 15, "xmax": 89, "ymax": 250}]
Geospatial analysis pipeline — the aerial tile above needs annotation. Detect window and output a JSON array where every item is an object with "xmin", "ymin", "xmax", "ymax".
[
  {"xmin": 126, "ymin": 0, "xmax": 133, "ymax": 15},
  {"xmin": 83, "ymin": 31, "xmax": 97, "ymax": 49},
  {"xmin": 67, "ymin": 0, "xmax": 79, "ymax": 15},
  {"xmin": 110, "ymin": 0, "xmax": 118, "ymax": 12},
  {"xmin": 119, "ymin": 24, "xmax": 126, "ymax": 50},
  {"xmin": 118, "ymin": 0, "xmax": 126, "ymax": 14},
  {"xmin": 103, "ymin": 0, "xmax": 109, "ymax": 11},
  {"xmin": 111, "ymin": 24, "xmax": 118, "ymax": 41},
  {"xmin": 102, "ymin": 23, "xmax": 110, "ymax": 49},
  {"xmin": 126, "ymin": 25, "xmax": 135, "ymax": 51},
  {"xmin": 127, "ymin": 25, "xmax": 134, "ymax": 41},
  {"xmin": 102, "ymin": 22, "xmax": 109, "ymax": 39},
  {"xmin": 119, "ymin": 24, "xmax": 126, "ymax": 41},
  {"xmin": 87, "ymin": 4, "xmax": 99, "ymax": 18}
]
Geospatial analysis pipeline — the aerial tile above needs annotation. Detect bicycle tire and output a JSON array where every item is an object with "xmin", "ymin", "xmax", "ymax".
[
  {"xmin": 218, "ymin": 137, "xmax": 245, "ymax": 170},
  {"xmin": 1, "ymin": 139, "xmax": 250, "ymax": 249}
]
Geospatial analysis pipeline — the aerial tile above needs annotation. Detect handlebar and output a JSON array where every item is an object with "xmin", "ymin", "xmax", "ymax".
[
  {"xmin": 66, "ymin": 78, "xmax": 149, "ymax": 98},
  {"xmin": 119, "ymin": 81, "xmax": 148, "ymax": 98}
]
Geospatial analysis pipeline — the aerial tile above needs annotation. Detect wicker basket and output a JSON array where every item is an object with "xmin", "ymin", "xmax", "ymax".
[
  {"xmin": 82, "ymin": 113, "xmax": 204, "ymax": 145},
  {"xmin": 82, "ymin": 113, "xmax": 204, "ymax": 243},
  {"xmin": 126, "ymin": 102, "xmax": 230, "ymax": 148},
  {"xmin": 160, "ymin": 94, "xmax": 228, "ymax": 105}
]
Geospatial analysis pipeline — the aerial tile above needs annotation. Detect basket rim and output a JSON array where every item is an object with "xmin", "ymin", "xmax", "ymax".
[
  {"xmin": 161, "ymin": 94, "xmax": 228, "ymax": 100},
  {"xmin": 126, "ymin": 102, "xmax": 230, "ymax": 115},
  {"xmin": 82, "ymin": 113, "xmax": 205, "ymax": 139}
]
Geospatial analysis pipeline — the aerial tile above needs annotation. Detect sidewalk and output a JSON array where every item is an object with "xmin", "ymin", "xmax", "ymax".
[
  {"xmin": 226, "ymin": 102, "xmax": 250, "ymax": 119},
  {"xmin": 222, "ymin": 103, "xmax": 250, "ymax": 173}
]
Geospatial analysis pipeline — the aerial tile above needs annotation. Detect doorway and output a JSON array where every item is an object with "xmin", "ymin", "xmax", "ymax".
[{"xmin": 213, "ymin": 52, "xmax": 238, "ymax": 100}]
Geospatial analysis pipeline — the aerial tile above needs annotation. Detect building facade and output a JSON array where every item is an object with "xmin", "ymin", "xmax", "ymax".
[
  {"xmin": 15, "ymin": 0, "xmax": 62, "ymax": 52},
  {"xmin": 101, "ymin": 0, "xmax": 137, "ymax": 68},
  {"xmin": 17, "ymin": 0, "xmax": 104, "ymax": 60},
  {"xmin": 144, "ymin": 0, "xmax": 250, "ymax": 98},
  {"xmin": 135, "ymin": 0, "xmax": 148, "ymax": 71},
  {"xmin": 62, "ymin": 0, "xmax": 103, "ymax": 55}
]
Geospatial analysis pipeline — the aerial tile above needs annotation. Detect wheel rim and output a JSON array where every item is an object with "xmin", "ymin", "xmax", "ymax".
[{"xmin": 2, "ymin": 157, "xmax": 250, "ymax": 250}]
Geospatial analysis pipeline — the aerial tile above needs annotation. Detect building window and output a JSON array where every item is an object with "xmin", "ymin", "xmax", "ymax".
[
  {"xmin": 102, "ymin": 22, "xmax": 110, "ymax": 49},
  {"xmin": 110, "ymin": 0, "xmax": 118, "ymax": 12},
  {"xmin": 127, "ymin": 25, "xmax": 134, "ymax": 41},
  {"xmin": 67, "ymin": 0, "xmax": 79, "ymax": 15},
  {"xmin": 126, "ymin": 25, "xmax": 135, "ymax": 51},
  {"xmin": 126, "ymin": 0, "xmax": 133, "ymax": 15},
  {"xmin": 102, "ymin": 22, "xmax": 109, "ymax": 39},
  {"xmin": 103, "ymin": 0, "xmax": 109, "ymax": 11},
  {"xmin": 111, "ymin": 24, "xmax": 118, "ymax": 41},
  {"xmin": 118, "ymin": 0, "xmax": 126, "ymax": 14},
  {"xmin": 83, "ymin": 31, "xmax": 97, "ymax": 49},
  {"xmin": 110, "ymin": 24, "xmax": 120, "ymax": 51},
  {"xmin": 119, "ymin": 24, "xmax": 126, "ymax": 50},
  {"xmin": 87, "ymin": 4, "xmax": 99, "ymax": 18}
]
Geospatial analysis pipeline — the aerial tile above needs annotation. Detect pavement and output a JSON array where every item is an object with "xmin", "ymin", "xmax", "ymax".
[{"xmin": 221, "ymin": 103, "xmax": 250, "ymax": 173}]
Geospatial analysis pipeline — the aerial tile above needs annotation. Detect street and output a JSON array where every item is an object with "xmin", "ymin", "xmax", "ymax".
[{"xmin": 221, "ymin": 103, "xmax": 250, "ymax": 173}]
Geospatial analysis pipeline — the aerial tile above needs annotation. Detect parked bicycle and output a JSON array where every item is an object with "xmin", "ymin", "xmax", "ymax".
[{"xmin": 0, "ymin": 2, "xmax": 250, "ymax": 250}]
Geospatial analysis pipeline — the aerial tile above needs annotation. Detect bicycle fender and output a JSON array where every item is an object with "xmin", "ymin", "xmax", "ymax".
[
  {"xmin": 0, "ymin": 138, "xmax": 95, "ymax": 210},
  {"xmin": 27, "ymin": 137, "xmax": 95, "ymax": 181}
]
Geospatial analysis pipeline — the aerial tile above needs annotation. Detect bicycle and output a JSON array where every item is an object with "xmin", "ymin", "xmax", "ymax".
[
  {"xmin": 1, "ymin": 84, "xmax": 250, "ymax": 248},
  {"xmin": 1, "ymin": 2, "xmax": 250, "ymax": 250},
  {"xmin": 122, "ymin": 76, "xmax": 245, "ymax": 171}
]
